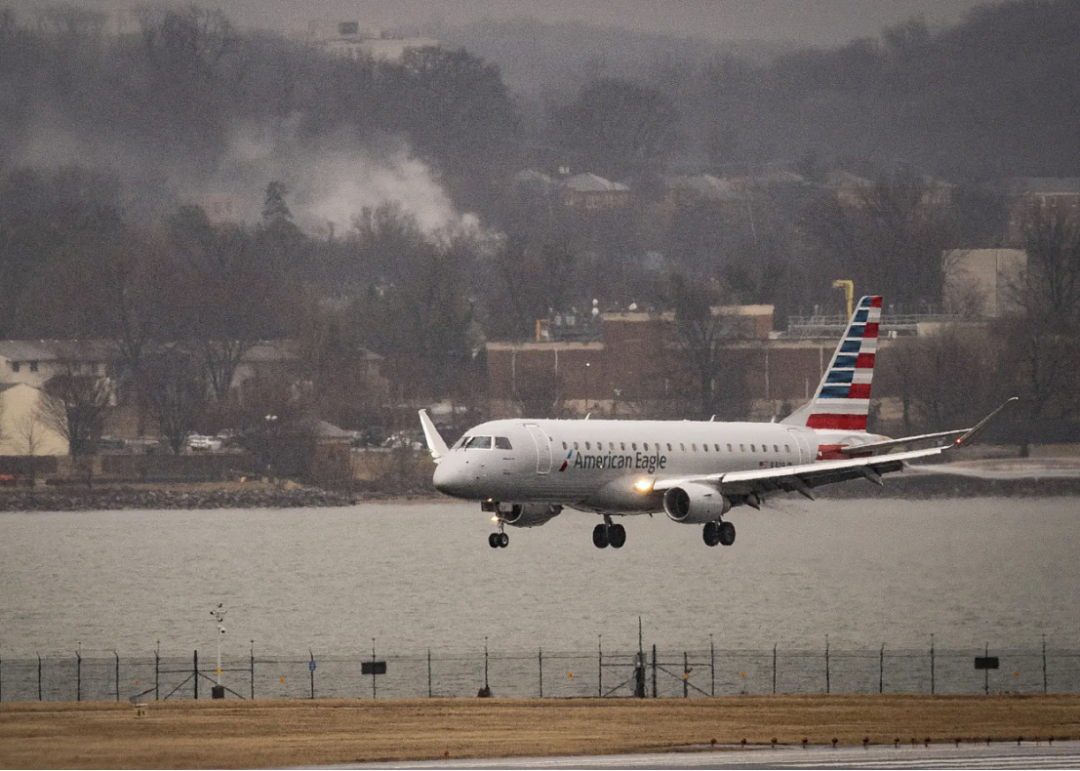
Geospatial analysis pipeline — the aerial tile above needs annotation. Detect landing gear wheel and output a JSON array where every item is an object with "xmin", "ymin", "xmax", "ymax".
[
  {"xmin": 498, "ymin": 532, "xmax": 509, "ymax": 548},
  {"xmin": 592, "ymin": 523, "xmax": 610, "ymax": 549},
  {"xmin": 608, "ymin": 523, "xmax": 626, "ymax": 549},
  {"xmin": 488, "ymin": 532, "xmax": 500, "ymax": 549},
  {"xmin": 703, "ymin": 520, "xmax": 721, "ymax": 547},
  {"xmin": 718, "ymin": 520, "xmax": 736, "ymax": 546}
]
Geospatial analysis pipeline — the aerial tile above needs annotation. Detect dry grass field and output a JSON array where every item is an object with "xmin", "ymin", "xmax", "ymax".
[{"xmin": 2, "ymin": 695, "xmax": 1079, "ymax": 769}]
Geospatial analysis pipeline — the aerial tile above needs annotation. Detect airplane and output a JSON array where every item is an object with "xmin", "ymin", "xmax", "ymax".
[{"xmin": 419, "ymin": 296, "xmax": 1016, "ymax": 550}]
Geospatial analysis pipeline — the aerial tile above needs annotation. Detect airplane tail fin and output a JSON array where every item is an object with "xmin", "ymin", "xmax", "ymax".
[
  {"xmin": 781, "ymin": 295, "xmax": 881, "ymax": 431},
  {"xmin": 418, "ymin": 409, "xmax": 449, "ymax": 462}
]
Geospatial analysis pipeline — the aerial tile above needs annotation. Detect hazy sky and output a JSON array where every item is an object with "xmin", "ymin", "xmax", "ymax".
[{"xmin": 15, "ymin": 0, "xmax": 999, "ymax": 45}]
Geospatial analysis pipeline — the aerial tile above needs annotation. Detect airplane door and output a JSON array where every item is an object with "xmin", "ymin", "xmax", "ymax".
[
  {"xmin": 524, "ymin": 424, "xmax": 552, "ymax": 475},
  {"xmin": 787, "ymin": 428, "xmax": 813, "ymax": 464}
]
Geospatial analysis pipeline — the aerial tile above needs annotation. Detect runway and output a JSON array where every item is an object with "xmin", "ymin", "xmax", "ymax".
[{"xmin": 337, "ymin": 740, "xmax": 1080, "ymax": 769}]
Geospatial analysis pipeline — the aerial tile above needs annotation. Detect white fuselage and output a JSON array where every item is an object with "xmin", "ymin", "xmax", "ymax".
[{"xmin": 432, "ymin": 418, "xmax": 878, "ymax": 514}]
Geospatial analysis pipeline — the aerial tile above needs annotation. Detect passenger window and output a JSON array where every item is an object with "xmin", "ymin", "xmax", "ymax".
[
  {"xmin": 715, "ymin": 444, "xmax": 721, "ymax": 452},
  {"xmin": 692, "ymin": 444, "xmax": 698, "ymax": 451},
  {"xmin": 667, "ymin": 443, "xmax": 672, "ymax": 451},
  {"xmin": 751, "ymin": 444, "xmax": 756, "ymax": 452},
  {"xmin": 703, "ymin": 444, "xmax": 709, "ymax": 452},
  {"xmin": 773, "ymin": 445, "xmax": 779, "ymax": 453},
  {"xmin": 727, "ymin": 444, "xmax": 733, "ymax": 452},
  {"xmin": 562, "ymin": 442, "xmax": 568, "ymax": 450},
  {"xmin": 785, "ymin": 444, "xmax": 791, "ymax": 453},
  {"xmin": 574, "ymin": 442, "xmax": 579, "ymax": 450},
  {"xmin": 643, "ymin": 443, "xmax": 649, "ymax": 451},
  {"xmin": 740, "ymin": 444, "xmax": 745, "ymax": 452},
  {"xmin": 632, "ymin": 443, "xmax": 637, "ymax": 451},
  {"xmin": 495, "ymin": 437, "xmax": 512, "ymax": 450},
  {"xmin": 621, "ymin": 443, "xmax": 626, "ymax": 451},
  {"xmin": 586, "ymin": 442, "xmax": 591, "ymax": 450},
  {"xmin": 465, "ymin": 436, "xmax": 492, "ymax": 450}
]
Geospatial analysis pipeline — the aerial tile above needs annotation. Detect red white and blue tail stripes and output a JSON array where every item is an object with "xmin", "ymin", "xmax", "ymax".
[{"xmin": 782, "ymin": 295, "xmax": 881, "ymax": 431}]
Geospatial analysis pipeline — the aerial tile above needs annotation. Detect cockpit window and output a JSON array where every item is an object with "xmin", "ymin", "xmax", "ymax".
[
  {"xmin": 452, "ymin": 436, "xmax": 470, "ymax": 449},
  {"xmin": 494, "ymin": 437, "xmax": 513, "ymax": 450},
  {"xmin": 464, "ymin": 436, "xmax": 492, "ymax": 449}
]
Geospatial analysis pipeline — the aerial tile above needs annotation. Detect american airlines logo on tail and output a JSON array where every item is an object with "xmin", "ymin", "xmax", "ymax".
[{"xmin": 784, "ymin": 295, "xmax": 881, "ymax": 432}]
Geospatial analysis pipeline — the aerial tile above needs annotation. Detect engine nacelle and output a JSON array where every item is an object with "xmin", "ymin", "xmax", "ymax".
[
  {"xmin": 500, "ymin": 503, "xmax": 563, "ymax": 528},
  {"xmin": 663, "ymin": 483, "xmax": 731, "ymax": 524}
]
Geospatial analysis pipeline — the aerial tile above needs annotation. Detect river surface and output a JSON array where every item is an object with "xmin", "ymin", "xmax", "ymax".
[{"xmin": 2, "ymin": 498, "xmax": 1078, "ymax": 658}]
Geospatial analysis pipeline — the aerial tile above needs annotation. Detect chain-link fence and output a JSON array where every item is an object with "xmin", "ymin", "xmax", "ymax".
[{"xmin": 3, "ymin": 642, "xmax": 1079, "ymax": 703}]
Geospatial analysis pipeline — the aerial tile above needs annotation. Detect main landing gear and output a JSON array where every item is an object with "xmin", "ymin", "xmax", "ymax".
[
  {"xmin": 488, "ymin": 518, "xmax": 509, "ymax": 549},
  {"xmin": 702, "ymin": 519, "xmax": 736, "ymax": 547},
  {"xmin": 593, "ymin": 515, "xmax": 626, "ymax": 549}
]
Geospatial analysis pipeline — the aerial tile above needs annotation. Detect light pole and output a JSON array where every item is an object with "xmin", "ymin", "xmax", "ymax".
[
  {"xmin": 211, "ymin": 603, "xmax": 226, "ymax": 699},
  {"xmin": 264, "ymin": 414, "xmax": 278, "ymax": 479},
  {"xmin": 584, "ymin": 362, "xmax": 591, "ymax": 414}
]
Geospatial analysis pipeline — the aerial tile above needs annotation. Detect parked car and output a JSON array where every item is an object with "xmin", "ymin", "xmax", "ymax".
[
  {"xmin": 186, "ymin": 434, "xmax": 223, "ymax": 452},
  {"xmin": 97, "ymin": 435, "xmax": 126, "ymax": 452}
]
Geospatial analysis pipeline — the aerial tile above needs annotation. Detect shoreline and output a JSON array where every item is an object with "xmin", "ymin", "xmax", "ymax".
[{"xmin": 0, "ymin": 475, "xmax": 1075, "ymax": 509}]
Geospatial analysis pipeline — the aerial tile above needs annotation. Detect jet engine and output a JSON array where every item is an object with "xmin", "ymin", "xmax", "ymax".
[
  {"xmin": 663, "ymin": 483, "xmax": 731, "ymax": 524},
  {"xmin": 500, "ymin": 503, "xmax": 563, "ymax": 528}
]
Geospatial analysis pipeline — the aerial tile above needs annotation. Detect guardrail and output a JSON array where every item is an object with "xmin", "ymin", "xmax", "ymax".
[{"xmin": 785, "ymin": 313, "xmax": 965, "ymax": 338}]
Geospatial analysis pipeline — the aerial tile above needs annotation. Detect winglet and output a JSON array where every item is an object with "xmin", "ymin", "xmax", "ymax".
[
  {"xmin": 953, "ymin": 397, "xmax": 1018, "ymax": 448},
  {"xmin": 418, "ymin": 410, "xmax": 450, "ymax": 462}
]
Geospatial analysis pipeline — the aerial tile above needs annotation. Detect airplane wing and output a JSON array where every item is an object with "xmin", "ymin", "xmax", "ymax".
[
  {"xmin": 653, "ymin": 398, "xmax": 1017, "ymax": 502},
  {"xmin": 652, "ymin": 446, "xmax": 945, "ymax": 501}
]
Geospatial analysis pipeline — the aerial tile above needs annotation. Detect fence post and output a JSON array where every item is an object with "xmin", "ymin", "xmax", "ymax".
[
  {"xmin": 309, "ymin": 650, "xmax": 315, "ymax": 699},
  {"xmin": 683, "ymin": 652, "xmax": 689, "ymax": 698},
  {"xmin": 194, "ymin": 650, "xmax": 199, "ymax": 700},
  {"xmin": 114, "ymin": 651, "xmax": 120, "ymax": 702},
  {"xmin": 37, "ymin": 653, "xmax": 42, "ymax": 701},
  {"xmin": 879, "ymin": 644, "xmax": 884, "ymax": 694},
  {"xmin": 825, "ymin": 636, "xmax": 830, "ymax": 695},
  {"xmin": 371, "ymin": 640, "xmax": 377, "ymax": 700},
  {"xmin": 76, "ymin": 646, "xmax": 82, "ymax": 702},
  {"xmin": 984, "ymin": 643, "xmax": 989, "ymax": 696},
  {"xmin": 772, "ymin": 644, "xmax": 777, "ymax": 695},
  {"xmin": 482, "ymin": 637, "xmax": 488, "ymax": 696},
  {"xmin": 930, "ymin": 634, "xmax": 935, "ymax": 695},
  {"xmin": 249, "ymin": 641, "xmax": 254, "ymax": 700},
  {"xmin": 155, "ymin": 644, "xmax": 160, "ymax": 701},
  {"xmin": 710, "ymin": 635, "xmax": 715, "ymax": 697},
  {"xmin": 651, "ymin": 645, "xmax": 657, "ymax": 698},
  {"xmin": 538, "ymin": 648, "xmax": 543, "ymax": 699},
  {"xmin": 1042, "ymin": 634, "xmax": 1048, "ymax": 695},
  {"xmin": 597, "ymin": 636, "xmax": 602, "ymax": 698},
  {"xmin": 428, "ymin": 649, "xmax": 433, "ymax": 698}
]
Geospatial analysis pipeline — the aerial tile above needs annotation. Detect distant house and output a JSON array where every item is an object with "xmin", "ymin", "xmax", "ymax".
[
  {"xmin": 0, "ymin": 340, "xmax": 121, "ymax": 393},
  {"xmin": 560, "ymin": 173, "xmax": 631, "ymax": 210}
]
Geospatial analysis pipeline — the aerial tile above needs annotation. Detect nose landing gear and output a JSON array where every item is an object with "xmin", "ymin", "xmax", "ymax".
[
  {"xmin": 593, "ymin": 515, "xmax": 626, "ymax": 549},
  {"xmin": 703, "ymin": 519, "xmax": 736, "ymax": 547}
]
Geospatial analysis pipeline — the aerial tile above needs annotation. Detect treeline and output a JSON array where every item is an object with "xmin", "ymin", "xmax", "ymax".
[{"xmin": 0, "ymin": 2, "xmax": 1077, "ymax": 451}]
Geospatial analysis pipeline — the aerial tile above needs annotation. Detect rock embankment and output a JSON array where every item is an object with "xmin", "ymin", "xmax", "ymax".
[{"xmin": 0, "ymin": 485, "xmax": 362, "ymax": 512}]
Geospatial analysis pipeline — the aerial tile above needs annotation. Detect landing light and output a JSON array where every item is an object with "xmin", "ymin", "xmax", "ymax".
[
  {"xmin": 634, "ymin": 479, "xmax": 654, "ymax": 493},
  {"xmin": 491, "ymin": 515, "xmax": 500, "ymax": 523}
]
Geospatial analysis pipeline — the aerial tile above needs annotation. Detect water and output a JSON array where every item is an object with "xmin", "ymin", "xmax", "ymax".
[{"xmin": 1, "ymin": 498, "xmax": 1078, "ymax": 661}]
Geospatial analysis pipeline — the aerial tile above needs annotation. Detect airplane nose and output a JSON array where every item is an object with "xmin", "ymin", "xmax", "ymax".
[{"xmin": 432, "ymin": 461, "xmax": 469, "ymax": 497}]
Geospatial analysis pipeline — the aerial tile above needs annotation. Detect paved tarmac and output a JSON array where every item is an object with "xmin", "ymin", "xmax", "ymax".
[{"xmin": 322, "ymin": 740, "xmax": 1080, "ymax": 769}]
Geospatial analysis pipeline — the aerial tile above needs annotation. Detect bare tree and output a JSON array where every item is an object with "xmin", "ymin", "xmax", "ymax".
[
  {"xmin": 138, "ymin": 346, "xmax": 208, "ymax": 454},
  {"xmin": 13, "ymin": 411, "xmax": 48, "ymax": 456},
  {"xmin": 37, "ymin": 371, "xmax": 112, "ymax": 456}
]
